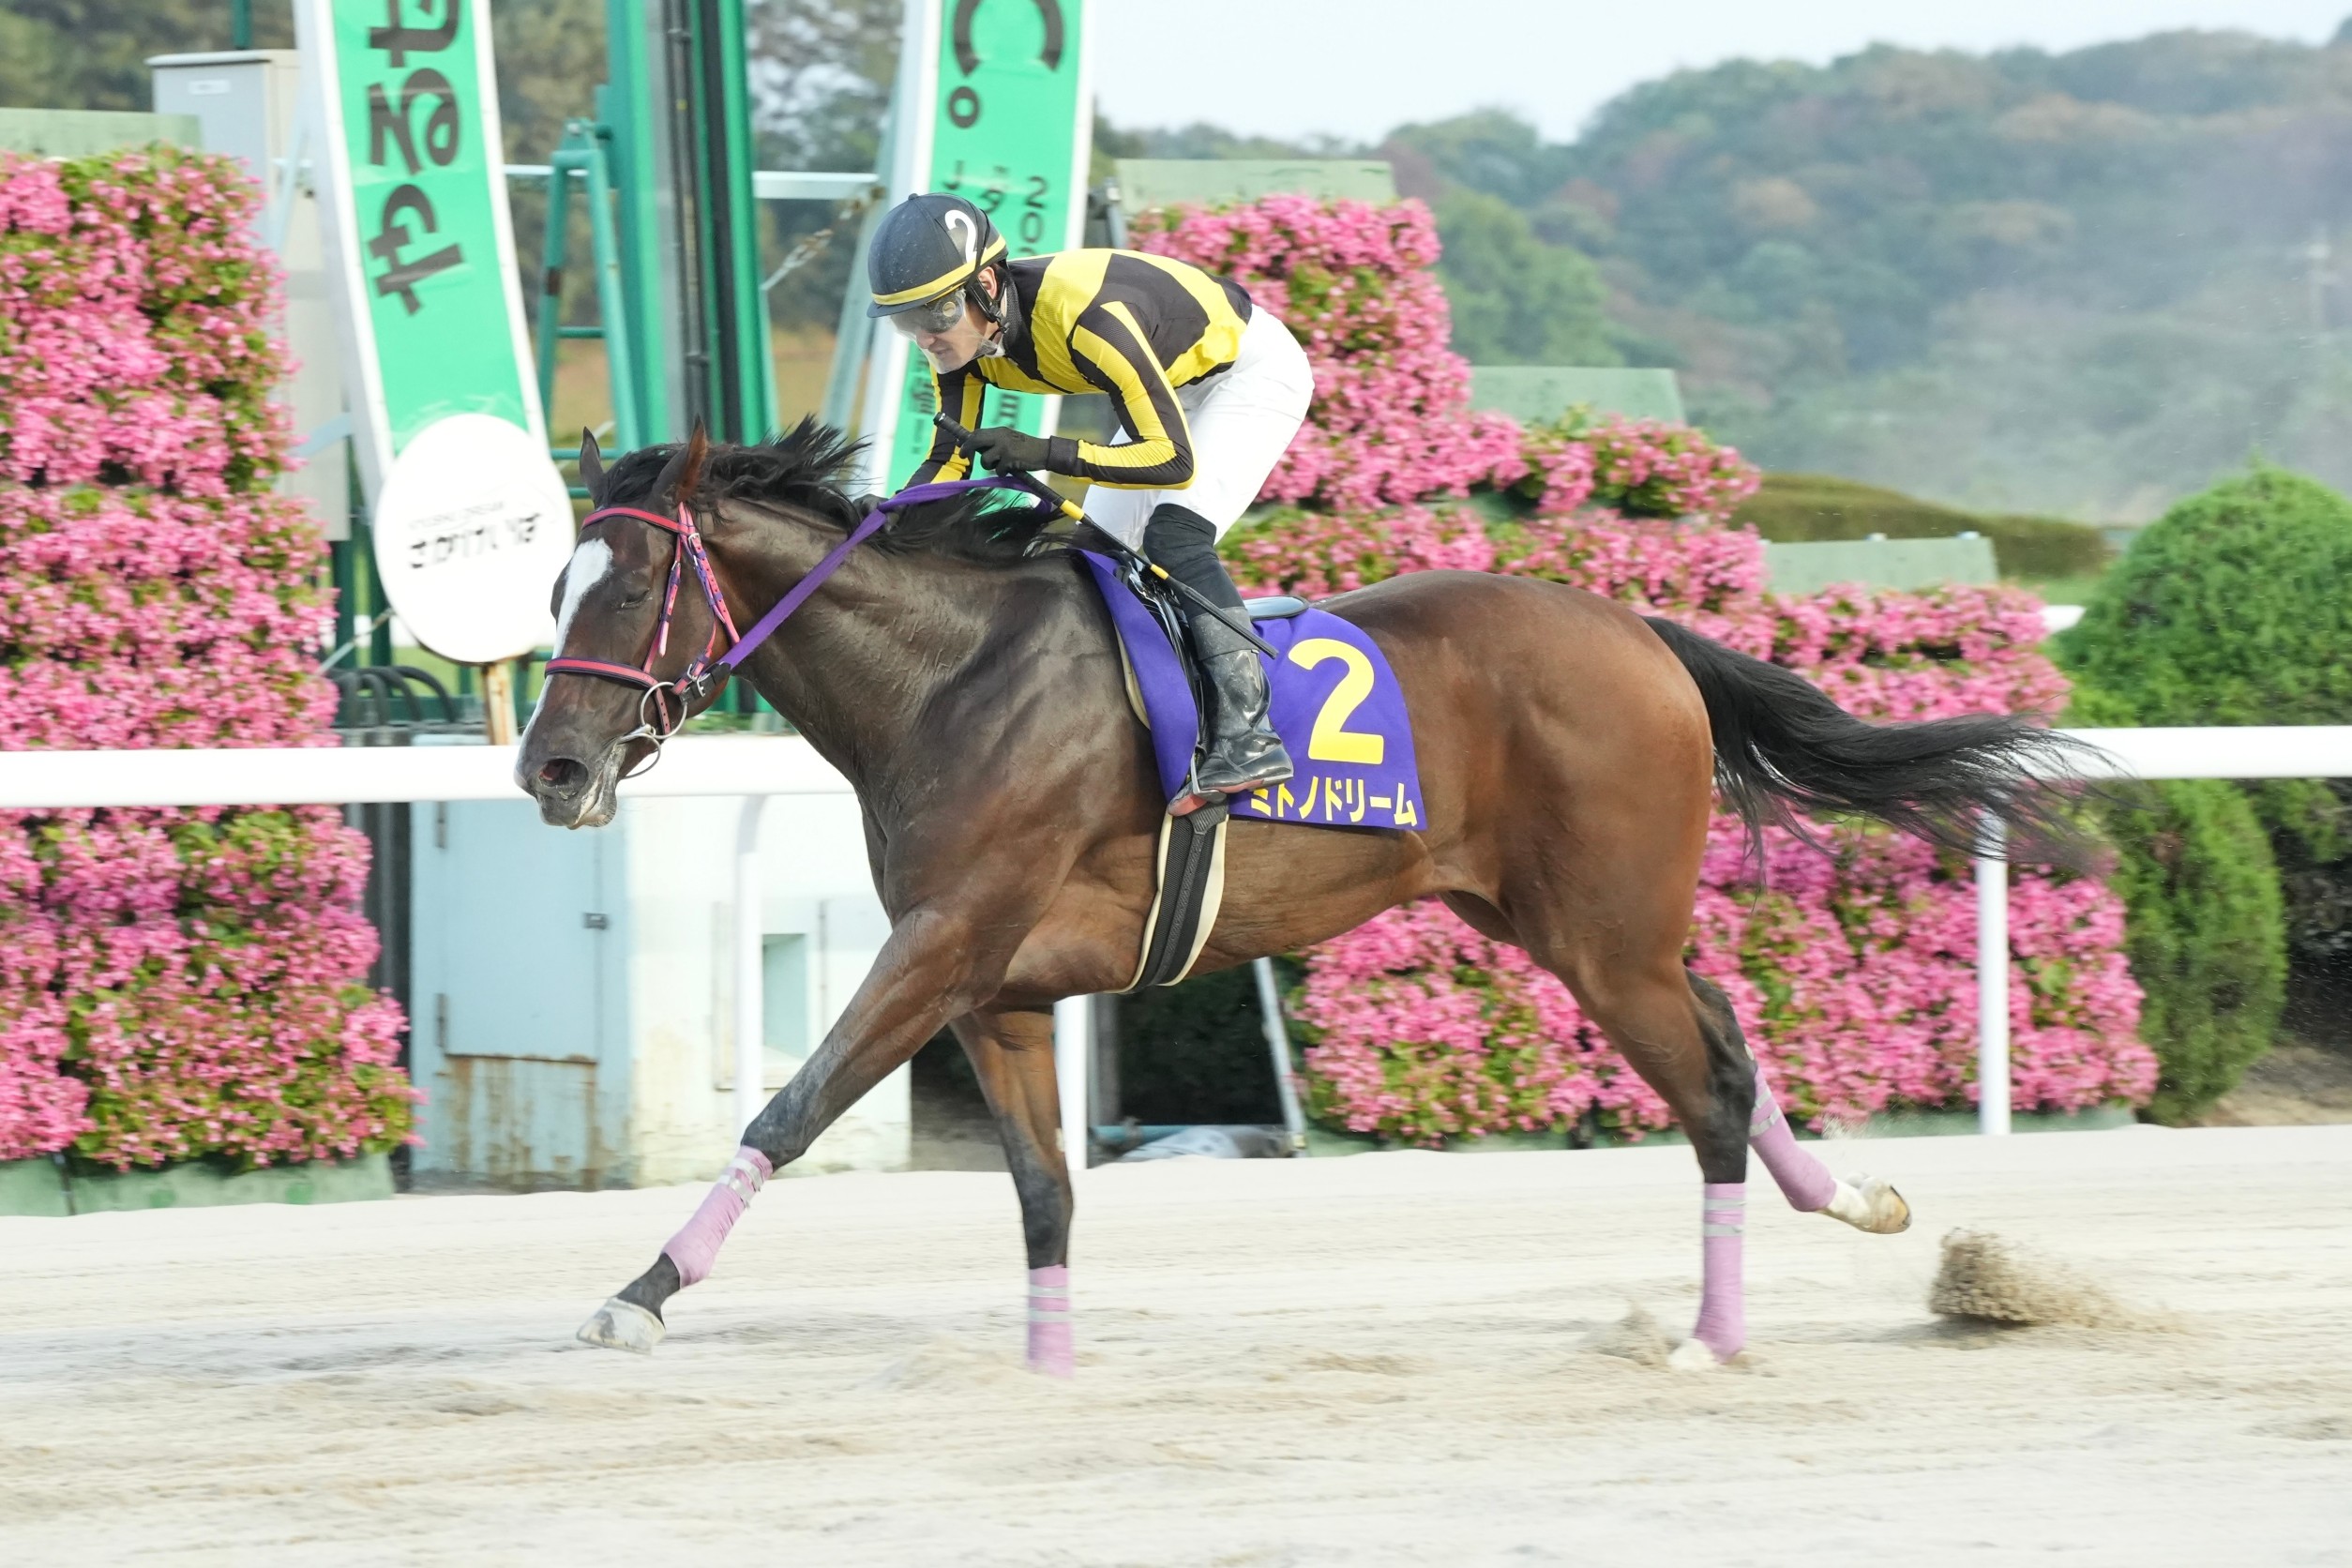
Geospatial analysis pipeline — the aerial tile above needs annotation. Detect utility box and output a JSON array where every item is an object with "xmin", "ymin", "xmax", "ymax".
[
  {"xmin": 149, "ymin": 51, "xmax": 349, "ymax": 540},
  {"xmin": 406, "ymin": 747, "xmax": 905, "ymax": 1190}
]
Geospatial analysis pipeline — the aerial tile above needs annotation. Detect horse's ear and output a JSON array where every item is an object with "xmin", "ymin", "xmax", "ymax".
[
  {"xmin": 577, "ymin": 430, "xmax": 606, "ymax": 503},
  {"xmin": 676, "ymin": 420, "xmax": 710, "ymax": 505},
  {"xmin": 647, "ymin": 421, "xmax": 710, "ymax": 516}
]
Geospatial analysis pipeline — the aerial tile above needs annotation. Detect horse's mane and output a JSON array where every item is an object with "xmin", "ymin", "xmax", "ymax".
[{"xmin": 597, "ymin": 416, "xmax": 1065, "ymax": 566}]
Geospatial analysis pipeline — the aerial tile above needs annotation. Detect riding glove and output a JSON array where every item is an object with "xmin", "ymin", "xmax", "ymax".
[{"xmin": 966, "ymin": 425, "xmax": 1077, "ymax": 477}]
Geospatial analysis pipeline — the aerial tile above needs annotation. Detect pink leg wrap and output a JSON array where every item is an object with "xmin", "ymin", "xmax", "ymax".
[
  {"xmin": 660, "ymin": 1147, "xmax": 773, "ymax": 1289},
  {"xmin": 1027, "ymin": 1264, "xmax": 1073, "ymax": 1377},
  {"xmin": 1691, "ymin": 1182, "xmax": 1746, "ymax": 1361},
  {"xmin": 1749, "ymin": 1064, "xmax": 1836, "ymax": 1212}
]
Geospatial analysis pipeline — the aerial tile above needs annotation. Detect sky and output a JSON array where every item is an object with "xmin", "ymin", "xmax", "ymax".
[{"xmin": 1091, "ymin": 0, "xmax": 2352, "ymax": 143}]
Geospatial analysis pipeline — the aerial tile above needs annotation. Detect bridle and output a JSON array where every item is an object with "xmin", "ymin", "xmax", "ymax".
[{"xmin": 539, "ymin": 476, "xmax": 1046, "ymax": 775}]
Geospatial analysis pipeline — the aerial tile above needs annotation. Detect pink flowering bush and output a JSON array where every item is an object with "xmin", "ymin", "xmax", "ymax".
[
  {"xmin": 1133, "ymin": 194, "xmax": 2150, "ymax": 1140},
  {"xmin": 1296, "ymin": 822, "xmax": 2150, "ymax": 1145},
  {"xmin": 1134, "ymin": 196, "xmax": 1520, "ymax": 510},
  {"xmin": 0, "ymin": 148, "xmax": 412, "ymax": 1168}
]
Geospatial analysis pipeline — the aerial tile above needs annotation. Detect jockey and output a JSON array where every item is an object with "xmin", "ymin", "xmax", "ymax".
[{"xmin": 867, "ymin": 190, "xmax": 1310, "ymax": 805}]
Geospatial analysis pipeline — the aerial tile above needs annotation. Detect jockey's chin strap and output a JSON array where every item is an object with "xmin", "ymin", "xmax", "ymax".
[{"xmin": 539, "ymin": 477, "xmax": 1047, "ymax": 775}]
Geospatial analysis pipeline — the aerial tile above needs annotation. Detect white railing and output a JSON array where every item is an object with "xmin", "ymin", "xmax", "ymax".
[{"xmin": 5, "ymin": 726, "xmax": 2349, "ymax": 1158}]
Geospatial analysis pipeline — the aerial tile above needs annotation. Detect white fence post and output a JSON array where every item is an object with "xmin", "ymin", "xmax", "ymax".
[
  {"xmin": 1254, "ymin": 957, "xmax": 1308, "ymax": 1153},
  {"xmin": 1975, "ymin": 816, "xmax": 2012, "ymax": 1137},
  {"xmin": 1052, "ymin": 994, "xmax": 1092, "ymax": 1183},
  {"xmin": 733, "ymin": 795, "xmax": 769, "ymax": 1138}
]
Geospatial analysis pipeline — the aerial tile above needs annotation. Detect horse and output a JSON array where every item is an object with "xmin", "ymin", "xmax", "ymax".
[{"xmin": 517, "ymin": 420, "xmax": 2083, "ymax": 1373}]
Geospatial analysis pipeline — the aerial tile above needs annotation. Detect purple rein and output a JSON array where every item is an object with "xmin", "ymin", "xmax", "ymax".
[{"xmin": 541, "ymin": 476, "xmax": 1056, "ymax": 745}]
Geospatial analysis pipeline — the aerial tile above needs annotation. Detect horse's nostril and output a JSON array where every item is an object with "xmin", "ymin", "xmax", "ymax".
[{"xmin": 538, "ymin": 757, "xmax": 589, "ymax": 792}]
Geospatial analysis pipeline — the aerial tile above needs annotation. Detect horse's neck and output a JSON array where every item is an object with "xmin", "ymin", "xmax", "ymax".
[{"xmin": 716, "ymin": 509, "xmax": 1056, "ymax": 788}]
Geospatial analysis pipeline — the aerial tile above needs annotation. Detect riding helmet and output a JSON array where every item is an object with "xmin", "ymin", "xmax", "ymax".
[{"xmin": 865, "ymin": 192, "xmax": 1008, "ymax": 321}]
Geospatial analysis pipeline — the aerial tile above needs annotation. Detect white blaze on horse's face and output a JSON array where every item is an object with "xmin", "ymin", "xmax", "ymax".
[
  {"xmin": 551, "ymin": 536, "xmax": 613, "ymax": 651},
  {"xmin": 525, "ymin": 535, "xmax": 613, "ymax": 741}
]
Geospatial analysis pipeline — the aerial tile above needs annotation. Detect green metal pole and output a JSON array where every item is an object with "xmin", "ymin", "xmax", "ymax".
[
  {"xmin": 534, "ymin": 158, "xmax": 574, "ymax": 430},
  {"xmin": 231, "ymin": 0, "xmax": 251, "ymax": 51},
  {"xmin": 329, "ymin": 539, "xmax": 355, "ymax": 669},
  {"xmin": 582, "ymin": 127, "xmax": 643, "ymax": 452},
  {"xmin": 694, "ymin": 0, "xmax": 769, "ymax": 444},
  {"xmin": 596, "ymin": 8, "xmax": 673, "ymax": 443}
]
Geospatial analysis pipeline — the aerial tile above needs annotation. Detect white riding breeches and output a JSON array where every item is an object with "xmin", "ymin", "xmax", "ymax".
[{"xmin": 1078, "ymin": 306, "xmax": 1314, "ymax": 550}]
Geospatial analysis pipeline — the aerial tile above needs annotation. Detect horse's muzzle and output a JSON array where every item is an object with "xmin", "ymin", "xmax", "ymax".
[{"xmin": 517, "ymin": 748, "xmax": 621, "ymax": 829}]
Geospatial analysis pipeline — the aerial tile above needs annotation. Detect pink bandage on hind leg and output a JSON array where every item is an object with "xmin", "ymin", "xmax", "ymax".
[
  {"xmin": 1027, "ymin": 1264, "xmax": 1073, "ymax": 1377},
  {"xmin": 1749, "ymin": 1064, "xmax": 1837, "ymax": 1212},
  {"xmin": 1691, "ymin": 1182, "xmax": 1746, "ymax": 1361},
  {"xmin": 661, "ymin": 1146, "xmax": 773, "ymax": 1289}
]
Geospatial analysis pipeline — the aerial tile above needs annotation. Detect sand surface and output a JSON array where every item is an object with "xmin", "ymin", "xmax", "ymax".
[{"xmin": 5, "ymin": 1125, "xmax": 2350, "ymax": 1567}]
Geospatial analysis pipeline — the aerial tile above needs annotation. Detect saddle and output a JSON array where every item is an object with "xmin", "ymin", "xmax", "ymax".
[{"xmin": 1075, "ymin": 550, "xmax": 1427, "ymax": 990}]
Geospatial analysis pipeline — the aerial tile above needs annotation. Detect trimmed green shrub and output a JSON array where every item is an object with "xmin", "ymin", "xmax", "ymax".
[
  {"xmin": 1737, "ymin": 473, "xmax": 2112, "ymax": 580},
  {"xmin": 2059, "ymin": 466, "xmax": 2352, "ymax": 1053},
  {"xmin": 2063, "ymin": 684, "xmax": 2289, "ymax": 1119},
  {"xmin": 2058, "ymin": 467, "xmax": 2352, "ymax": 726},
  {"xmin": 2095, "ymin": 776, "xmax": 2286, "ymax": 1122}
]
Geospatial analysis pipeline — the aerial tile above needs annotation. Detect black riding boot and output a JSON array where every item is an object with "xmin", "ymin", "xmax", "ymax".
[
  {"xmin": 1141, "ymin": 503, "xmax": 1294, "ymax": 801},
  {"xmin": 1189, "ymin": 607, "xmax": 1294, "ymax": 796}
]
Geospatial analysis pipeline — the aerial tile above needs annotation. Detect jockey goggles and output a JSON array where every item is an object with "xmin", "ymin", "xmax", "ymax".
[{"xmin": 883, "ymin": 286, "xmax": 971, "ymax": 337}]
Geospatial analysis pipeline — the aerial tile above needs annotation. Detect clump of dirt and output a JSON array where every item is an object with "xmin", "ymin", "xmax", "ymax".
[
  {"xmin": 1581, "ymin": 1304, "xmax": 1675, "ymax": 1366},
  {"xmin": 1928, "ymin": 1229, "xmax": 2157, "ymax": 1330}
]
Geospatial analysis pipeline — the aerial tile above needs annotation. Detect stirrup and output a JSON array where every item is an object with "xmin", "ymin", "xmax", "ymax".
[{"xmin": 1190, "ymin": 739, "xmax": 1293, "ymax": 806}]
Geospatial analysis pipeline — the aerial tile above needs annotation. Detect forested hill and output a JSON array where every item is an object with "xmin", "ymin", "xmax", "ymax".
[
  {"xmin": 1380, "ymin": 28, "xmax": 2352, "ymax": 520},
  {"xmin": 14, "ymin": 6, "xmax": 2348, "ymax": 520}
]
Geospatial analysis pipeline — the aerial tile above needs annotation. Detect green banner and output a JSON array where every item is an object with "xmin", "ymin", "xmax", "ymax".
[
  {"xmin": 306, "ymin": 0, "xmax": 540, "ymax": 490},
  {"xmin": 886, "ymin": 0, "xmax": 1090, "ymax": 488}
]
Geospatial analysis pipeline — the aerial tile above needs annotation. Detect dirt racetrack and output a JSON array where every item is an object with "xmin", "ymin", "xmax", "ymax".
[{"xmin": 5, "ymin": 1124, "xmax": 2349, "ymax": 1567}]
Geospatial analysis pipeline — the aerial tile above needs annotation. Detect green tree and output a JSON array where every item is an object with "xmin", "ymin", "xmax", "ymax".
[
  {"xmin": 0, "ymin": 1, "xmax": 289, "ymax": 113},
  {"xmin": 491, "ymin": 0, "xmax": 606, "ymax": 162},
  {"xmin": 1433, "ymin": 190, "xmax": 1616, "ymax": 368},
  {"xmin": 1383, "ymin": 109, "xmax": 1571, "ymax": 210}
]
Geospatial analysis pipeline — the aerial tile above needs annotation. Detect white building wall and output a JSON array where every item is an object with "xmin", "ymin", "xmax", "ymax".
[
  {"xmin": 620, "ymin": 787, "xmax": 907, "ymax": 1187},
  {"xmin": 410, "ymin": 741, "xmax": 905, "ymax": 1189}
]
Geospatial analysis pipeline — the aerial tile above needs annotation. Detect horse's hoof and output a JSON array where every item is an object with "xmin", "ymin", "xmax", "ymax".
[
  {"xmin": 577, "ymin": 1296, "xmax": 665, "ymax": 1354},
  {"xmin": 1826, "ymin": 1174, "xmax": 1912, "ymax": 1234},
  {"xmin": 1666, "ymin": 1338, "xmax": 1726, "ymax": 1373}
]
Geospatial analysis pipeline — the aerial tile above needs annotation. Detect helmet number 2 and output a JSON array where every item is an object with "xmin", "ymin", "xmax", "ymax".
[
  {"xmin": 944, "ymin": 210, "xmax": 978, "ymax": 265},
  {"xmin": 1288, "ymin": 639, "xmax": 1386, "ymax": 765}
]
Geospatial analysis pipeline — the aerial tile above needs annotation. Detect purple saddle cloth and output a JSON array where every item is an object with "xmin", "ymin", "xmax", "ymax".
[{"xmin": 1074, "ymin": 551, "xmax": 1427, "ymax": 830}]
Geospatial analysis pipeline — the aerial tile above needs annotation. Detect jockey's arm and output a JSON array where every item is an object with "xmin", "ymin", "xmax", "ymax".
[
  {"xmin": 903, "ymin": 363, "xmax": 987, "ymax": 488},
  {"xmin": 1062, "ymin": 302, "xmax": 1196, "ymax": 490}
]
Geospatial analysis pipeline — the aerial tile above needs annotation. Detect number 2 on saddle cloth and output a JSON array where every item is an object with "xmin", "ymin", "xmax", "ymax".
[
  {"xmin": 910, "ymin": 471, "xmax": 1430, "ymax": 830},
  {"xmin": 1068, "ymin": 553, "xmax": 1428, "ymax": 832}
]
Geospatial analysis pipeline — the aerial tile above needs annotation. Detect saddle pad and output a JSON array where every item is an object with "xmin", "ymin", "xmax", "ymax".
[{"xmin": 1075, "ymin": 551, "xmax": 1427, "ymax": 831}]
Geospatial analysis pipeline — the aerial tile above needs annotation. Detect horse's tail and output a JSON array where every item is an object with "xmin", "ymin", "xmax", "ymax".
[{"xmin": 1641, "ymin": 615, "xmax": 2095, "ymax": 864}]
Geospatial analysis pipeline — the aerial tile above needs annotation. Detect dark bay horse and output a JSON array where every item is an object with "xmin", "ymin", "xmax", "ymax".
[{"xmin": 519, "ymin": 422, "xmax": 2079, "ymax": 1372}]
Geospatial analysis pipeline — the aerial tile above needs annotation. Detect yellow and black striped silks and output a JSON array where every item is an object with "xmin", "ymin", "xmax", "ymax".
[{"xmin": 909, "ymin": 249, "xmax": 1253, "ymax": 490}]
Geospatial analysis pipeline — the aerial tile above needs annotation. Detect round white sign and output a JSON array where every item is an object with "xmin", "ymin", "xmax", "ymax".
[{"xmin": 369, "ymin": 414, "xmax": 575, "ymax": 665}]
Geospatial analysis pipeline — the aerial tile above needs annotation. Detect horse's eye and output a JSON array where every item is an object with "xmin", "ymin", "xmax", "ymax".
[{"xmin": 618, "ymin": 590, "xmax": 651, "ymax": 609}]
